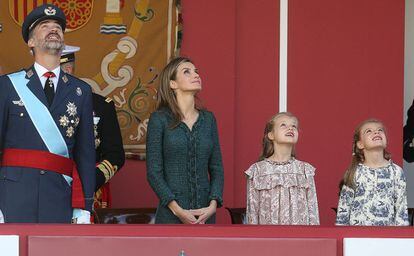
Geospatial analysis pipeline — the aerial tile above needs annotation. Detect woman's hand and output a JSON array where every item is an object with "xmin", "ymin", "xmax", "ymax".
[
  {"xmin": 176, "ymin": 209, "xmax": 198, "ymax": 224},
  {"xmin": 168, "ymin": 200, "xmax": 197, "ymax": 224},
  {"xmin": 190, "ymin": 200, "xmax": 217, "ymax": 224}
]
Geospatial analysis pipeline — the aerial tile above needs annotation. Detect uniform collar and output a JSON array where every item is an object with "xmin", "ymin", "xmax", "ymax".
[{"xmin": 33, "ymin": 62, "xmax": 61, "ymax": 78}]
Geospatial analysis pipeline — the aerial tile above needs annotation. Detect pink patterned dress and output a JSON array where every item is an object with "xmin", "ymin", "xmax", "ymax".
[{"xmin": 245, "ymin": 159, "xmax": 319, "ymax": 225}]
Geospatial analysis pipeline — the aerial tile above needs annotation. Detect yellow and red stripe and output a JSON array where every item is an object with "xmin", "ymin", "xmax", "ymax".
[{"xmin": 9, "ymin": 0, "xmax": 53, "ymax": 26}]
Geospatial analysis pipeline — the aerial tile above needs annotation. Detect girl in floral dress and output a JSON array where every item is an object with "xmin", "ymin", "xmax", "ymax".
[
  {"xmin": 245, "ymin": 112, "xmax": 319, "ymax": 225},
  {"xmin": 336, "ymin": 119, "xmax": 409, "ymax": 226}
]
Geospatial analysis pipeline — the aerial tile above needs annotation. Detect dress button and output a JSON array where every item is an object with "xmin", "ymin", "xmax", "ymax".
[
  {"xmin": 20, "ymin": 113, "xmax": 24, "ymax": 117},
  {"xmin": 40, "ymin": 170, "xmax": 46, "ymax": 175}
]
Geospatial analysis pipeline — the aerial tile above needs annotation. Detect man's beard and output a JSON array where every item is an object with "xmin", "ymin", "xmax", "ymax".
[
  {"xmin": 39, "ymin": 34, "xmax": 64, "ymax": 55},
  {"xmin": 42, "ymin": 40, "xmax": 64, "ymax": 55}
]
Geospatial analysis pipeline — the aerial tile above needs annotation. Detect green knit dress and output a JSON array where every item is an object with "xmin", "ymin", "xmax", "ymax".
[{"xmin": 146, "ymin": 109, "xmax": 224, "ymax": 224}]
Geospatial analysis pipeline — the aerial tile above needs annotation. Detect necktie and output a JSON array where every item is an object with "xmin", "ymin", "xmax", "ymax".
[{"xmin": 43, "ymin": 71, "xmax": 56, "ymax": 107}]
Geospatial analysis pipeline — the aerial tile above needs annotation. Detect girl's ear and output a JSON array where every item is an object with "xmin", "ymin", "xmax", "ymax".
[
  {"xmin": 356, "ymin": 140, "xmax": 364, "ymax": 150},
  {"xmin": 267, "ymin": 131, "xmax": 274, "ymax": 141}
]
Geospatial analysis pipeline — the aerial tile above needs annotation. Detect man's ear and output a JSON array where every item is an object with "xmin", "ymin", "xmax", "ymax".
[{"xmin": 28, "ymin": 38, "xmax": 35, "ymax": 48}]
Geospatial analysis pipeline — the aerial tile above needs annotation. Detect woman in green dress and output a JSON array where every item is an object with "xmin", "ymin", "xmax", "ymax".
[{"xmin": 146, "ymin": 57, "xmax": 224, "ymax": 224}]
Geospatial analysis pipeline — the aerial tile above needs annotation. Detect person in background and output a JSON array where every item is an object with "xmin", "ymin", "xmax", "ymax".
[
  {"xmin": 245, "ymin": 112, "xmax": 319, "ymax": 225},
  {"xmin": 146, "ymin": 57, "xmax": 224, "ymax": 224},
  {"xmin": 404, "ymin": 101, "xmax": 414, "ymax": 162},
  {"xmin": 0, "ymin": 4, "xmax": 95, "ymax": 223},
  {"xmin": 336, "ymin": 119, "xmax": 409, "ymax": 226},
  {"xmin": 60, "ymin": 45, "xmax": 125, "ymax": 209}
]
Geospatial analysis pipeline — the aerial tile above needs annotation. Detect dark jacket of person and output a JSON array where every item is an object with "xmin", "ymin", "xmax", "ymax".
[
  {"xmin": 93, "ymin": 93, "xmax": 125, "ymax": 191},
  {"xmin": 404, "ymin": 100, "xmax": 414, "ymax": 162}
]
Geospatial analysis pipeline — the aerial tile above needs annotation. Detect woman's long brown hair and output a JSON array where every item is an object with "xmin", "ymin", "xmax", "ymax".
[{"xmin": 156, "ymin": 56, "xmax": 200, "ymax": 128}]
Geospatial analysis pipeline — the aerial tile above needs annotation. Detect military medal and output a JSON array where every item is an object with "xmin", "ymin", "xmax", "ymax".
[
  {"xmin": 66, "ymin": 102, "xmax": 77, "ymax": 116},
  {"xmin": 74, "ymin": 117, "xmax": 80, "ymax": 127},
  {"xmin": 66, "ymin": 126, "xmax": 74, "ymax": 138},
  {"xmin": 95, "ymin": 137, "xmax": 101, "ymax": 148},
  {"xmin": 59, "ymin": 115, "xmax": 70, "ymax": 127}
]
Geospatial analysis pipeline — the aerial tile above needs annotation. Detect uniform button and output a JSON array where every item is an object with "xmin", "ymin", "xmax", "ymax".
[
  {"xmin": 40, "ymin": 170, "xmax": 46, "ymax": 175},
  {"xmin": 20, "ymin": 113, "xmax": 24, "ymax": 117}
]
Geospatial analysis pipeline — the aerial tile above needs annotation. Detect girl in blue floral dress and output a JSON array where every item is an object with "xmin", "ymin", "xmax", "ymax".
[{"xmin": 336, "ymin": 119, "xmax": 409, "ymax": 226}]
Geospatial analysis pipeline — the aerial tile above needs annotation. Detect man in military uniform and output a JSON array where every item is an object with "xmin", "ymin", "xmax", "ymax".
[
  {"xmin": 60, "ymin": 46, "xmax": 125, "ymax": 208},
  {"xmin": 0, "ymin": 4, "xmax": 95, "ymax": 223}
]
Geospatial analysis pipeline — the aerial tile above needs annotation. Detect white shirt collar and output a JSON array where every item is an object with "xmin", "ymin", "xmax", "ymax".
[{"xmin": 33, "ymin": 62, "xmax": 61, "ymax": 91}]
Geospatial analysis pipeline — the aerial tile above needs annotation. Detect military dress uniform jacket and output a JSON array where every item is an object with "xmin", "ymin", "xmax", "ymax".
[
  {"xmin": 0, "ymin": 67, "xmax": 96, "ymax": 223},
  {"xmin": 93, "ymin": 93, "xmax": 125, "ymax": 191},
  {"xmin": 404, "ymin": 100, "xmax": 414, "ymax": 162}
]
